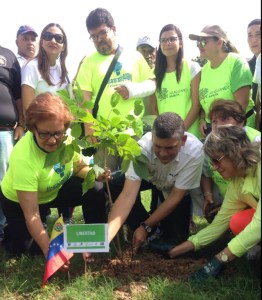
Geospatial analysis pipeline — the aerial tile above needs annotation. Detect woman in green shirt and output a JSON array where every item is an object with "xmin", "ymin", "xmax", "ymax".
[
  {"xmin": 168, "ymin": 125, "xmax": 261, "ymax": 280},
  {"xmin": 0, "ymin": 93, "xmax": 111, "ymax": 258}
]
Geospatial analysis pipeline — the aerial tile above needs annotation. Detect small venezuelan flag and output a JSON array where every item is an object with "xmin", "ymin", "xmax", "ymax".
[{"xmin": 42, "ymin": 216, "xmax": 74, "ymax": 287}]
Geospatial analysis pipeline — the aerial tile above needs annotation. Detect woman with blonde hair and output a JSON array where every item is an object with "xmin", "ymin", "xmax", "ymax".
[{"xmin": 167, "ymin": 125, "xmax": 261, "ymax": 280}]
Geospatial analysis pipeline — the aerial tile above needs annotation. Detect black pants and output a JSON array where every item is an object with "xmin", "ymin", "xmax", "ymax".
[
  {"xmin": 0, "ymin": 176, "xmax": 107, "ymax": 256},
  {"xmin": 109, "ymin": 173, "xmax": 191, "ymax": 242}
]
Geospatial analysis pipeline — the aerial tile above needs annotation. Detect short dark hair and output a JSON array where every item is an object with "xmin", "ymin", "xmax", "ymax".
[
  {"xmin": 247, "ymin": 19, "xmax": 261, "ymax": 28},
  {"xmin": 152, "ymin": 112, "xmax": 185, "ymax": 139},
  {"xmin": 86, "ymin": 8, "xmax": 115, "ymax": 32}
]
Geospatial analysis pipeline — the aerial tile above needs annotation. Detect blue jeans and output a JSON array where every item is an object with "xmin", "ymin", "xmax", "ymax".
[{"xmin": 0, "ymin": 130, "xmax": 14, "ymax": 240}]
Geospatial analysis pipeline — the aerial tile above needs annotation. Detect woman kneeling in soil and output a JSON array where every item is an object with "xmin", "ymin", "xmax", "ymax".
[
  {"xmin": 0, "ymin": 92, "xmax": 111, "ymax": 259},
  {"xmin": 168, "ymin": 125, "xmax": 261, "ymax": 280}
]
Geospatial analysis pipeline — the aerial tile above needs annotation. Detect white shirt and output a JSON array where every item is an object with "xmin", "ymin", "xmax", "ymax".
[
  {"xmin": 126, "ymin": 132, "xmax": 204, "ymax": 199},
  {"xmin": 21, "ymin": 58, "xmax": 67, "ymax": 95},
  {"xmin": 16, "ymin": 55, "xmax": 27, "ymax": 67}
]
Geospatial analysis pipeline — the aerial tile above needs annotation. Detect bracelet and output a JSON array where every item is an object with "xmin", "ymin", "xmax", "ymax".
[{"xmin": 203, "ymin": 192, "xmax": 213, "ymax": 198}]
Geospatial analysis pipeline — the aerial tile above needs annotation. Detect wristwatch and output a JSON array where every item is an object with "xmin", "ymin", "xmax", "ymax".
[
  {"xmin": 140, "ymin": 222, "xmax": 152, "ymax": 233},
  {"xmin": 218, "ymin": 251, "xmax": 229, "ymax": 263}
]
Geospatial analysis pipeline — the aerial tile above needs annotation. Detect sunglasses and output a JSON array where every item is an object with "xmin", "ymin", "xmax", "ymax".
[
  {"xmin": 197, "ymin": 39, "xmax": 208, "ymax": 47},
  {"xmin": 42, "ymin": 32, "xmax": 64, "ymax": 44},
  {"xmin": 210, "ymin": 155, "xmax": 225, "ymax": 165},
  {"xmin": 160, "ymin": 36, "xmax": 178, "ymax": 44}
]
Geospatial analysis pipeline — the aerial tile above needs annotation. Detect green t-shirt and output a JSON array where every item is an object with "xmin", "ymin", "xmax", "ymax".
[
  {"xmin": 156, "ymin": 60, "xmax": 201, "ymax": 138},
  {"xmin": 1, "ymin": 132, "xmax": 80, "ymax": 204},
  {"xmin": 76, "ymin": 48, "xmax": 155, "ymax": 121},
  {"xmin": 200, "ymin": 53, "xmax": 255, "ymax": 128}
]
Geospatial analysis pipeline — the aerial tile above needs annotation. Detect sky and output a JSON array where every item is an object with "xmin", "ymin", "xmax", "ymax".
[{"xmin": 0, "ymin": 0, "xmax": 261, "ymax": 77}]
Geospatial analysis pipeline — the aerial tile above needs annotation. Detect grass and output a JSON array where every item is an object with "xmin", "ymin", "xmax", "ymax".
[{"xmin": 0, "ymin": 191, "xmax": 261, "ymax": 299}]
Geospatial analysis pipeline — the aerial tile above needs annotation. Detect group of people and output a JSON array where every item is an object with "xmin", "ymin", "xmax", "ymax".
[{"xmin": 0, "ymin": 7, "xmax": 260, "ymax": 282}]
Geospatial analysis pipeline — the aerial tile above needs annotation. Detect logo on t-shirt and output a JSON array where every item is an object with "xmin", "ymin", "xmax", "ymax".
[{"xmin": 53, "ymin": 163, "xmax": 65, "ymax": 177}]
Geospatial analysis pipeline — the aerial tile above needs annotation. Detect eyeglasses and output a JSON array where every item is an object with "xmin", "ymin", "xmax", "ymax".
[
  {"xmin": 197, "ymin": 39, "xmax": 208, "ymax": 47},
  {"xmin": 210, "ymin": 155, "xmax": 225, "ymax": 165},
  {"xmin": 160, "ymin": 36, "xmax": 178, "ymax": 44},
  {"xmin": 35, "ymin": 126, "xmax": 66, "ymax": 140},
  {"xmin": 42, "ymin": 32, "xmax": 64, "ymax": 44},
  {"xmin": 89, "ymin": 28, "xmax": 111, "ymax": 42}
]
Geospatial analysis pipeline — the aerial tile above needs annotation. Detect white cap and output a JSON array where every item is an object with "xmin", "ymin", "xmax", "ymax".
[{"xmin": 136, "ymin": 36, "xmax": 157, "ymax": 49}]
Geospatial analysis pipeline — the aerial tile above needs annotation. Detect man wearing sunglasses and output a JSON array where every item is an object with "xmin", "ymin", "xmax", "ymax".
[{"xmin": 76, "ymin": 7, "xmax": 156, "ymax": 172}]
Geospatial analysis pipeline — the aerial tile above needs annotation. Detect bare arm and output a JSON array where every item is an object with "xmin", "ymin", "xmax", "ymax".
[
  {"xmin": 234, "ymin": 86, "xmax": 251, "ymax": 111},
  {"xmin": 17, "ymin": 190, "xmax": 49, "ymax": 258},
  {"xmin": 133, "ymin": 187, "xmax": 187, "ymax": 248},
  {"xmin": 148, "ymin": 93, "xmax": 159, "ymax": 115},
  {"xmin": 199, "ymin": 107, "xmax": 207, "ymax": 138},
  {"xmin": 14, "ymin": 98, "xmax": 25, "ymax": 140},
  {"xmin": 200, "ymin": 175, "xmax": 214, "ymax": 213},
  {"xmin": 184, "ymin": 73, "xmax": 201, "ymax": 131},
  {"xmin": 108, "ymin": 178, "xmax": 141, "ymax": 243},
  {"xmin": 169, "ymin": 240, "xmax": 195, "ymax": 258},
  {"xmin": 21, "ymin": 84, "xmax": 35, "ymax": 119}
]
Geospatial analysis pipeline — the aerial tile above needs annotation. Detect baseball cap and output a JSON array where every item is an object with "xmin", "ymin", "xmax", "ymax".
[
  {"xmin": 189, "ymin": 25, "xmax": 228, "ymax": 42},
  {"xmin": 137, "ymin": 36, "xmax": 157, "ymax": 49},
  {"xmin": 17, "ymin": 25, "xmax": 38, "ymax": 37}
]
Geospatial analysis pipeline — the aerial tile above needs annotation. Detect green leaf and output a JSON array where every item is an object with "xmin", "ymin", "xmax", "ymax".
[
  {"xmin": 71, "ymin": 123, "xmax": 82, "ymax": 138},
  {"xmin": 133, "ymin": 154, "xmax": 149, "ymax": 180},
  {"xmin": 134, "ymin": 100, "xmax": 144, "ymax": 116},
  {"xmin": 122, "ymin": 138, "xmax": 141, "ymax": 156},
  {"xmin": 112, "ymin": 108, "xmax": 120, "ymax": 115},
  {"xmin": 121, "ymin": 159, "xmax": 131, "ymax": 173},
  {"xmin": 61, "ymin": 144, "xmax": 74, "ymax": 165},
  {"xmin": 82, "ymin": 169, "xmax": 96, "ymax": 194},
  {"xmin": 110, "ymin": 116, "xmax": 121, "ymax": 127},
  {"xmin": 111, "ymin": 92, "xmax": 120, "ymax": 107},
  {"xmin": 117, "ymin": 134, "xmax": 130, "ymax": 145},
  {"xmin": 92, "ymin": 164, "xmax": 105, "ymax": 177},
  {"xmin": 44, "ymin": 143, "xmax": 66, "ymax": 167},
  {"xmin": 82, "ymin": 101, "xmax": 94, "ymax": 110}
]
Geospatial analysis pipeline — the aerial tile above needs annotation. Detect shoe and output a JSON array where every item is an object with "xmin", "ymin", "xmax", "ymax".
[
  {"xmin": 142, "ymin": 227, "xmax": 161, "ymax": 248},
  {"xmin": 188, "ymin": 257, "xmax": 224, "ymax": 281},
  {"xmin": 246, "ymin": 245, "xmax": 261, "ymax": 260}
]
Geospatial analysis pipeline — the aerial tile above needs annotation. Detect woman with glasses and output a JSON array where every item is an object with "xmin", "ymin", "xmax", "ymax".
[
  {"xmin": 21, "ymin": 23, "xmax": 72, "ymax": 223},
  {"xmin": 149, "ymin": 24, "xmax": 201, "ymax": 139},
  {"xmin": 201, "ymin": 99, "xmax": 261, "ymax": 222},
  {"xmin": 0, "ymin": 93, "xmax": 111, "ymax": 257},
  {"xmin": 167, "ymin": 125, "xmax": 261, "ymax": 280},
  {"xmin": 189, "ymin": 25, "xmax": 256, "ymax": 138}
]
